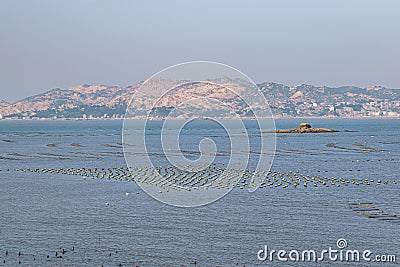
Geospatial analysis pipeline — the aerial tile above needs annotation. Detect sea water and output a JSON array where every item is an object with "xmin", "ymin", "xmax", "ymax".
[{"xmin": 0, "ymin": 118, "xmax": 399, "ymax": 266}]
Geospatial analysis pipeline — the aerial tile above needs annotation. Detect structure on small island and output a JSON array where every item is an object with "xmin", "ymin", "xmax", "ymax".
[
  {"xmin": 272, "ymin": 122, "xmax": 339, "ymax": 133},
  {"xmin": 299, "ymin": 122, "xmax": 312, "ymax": 129}
]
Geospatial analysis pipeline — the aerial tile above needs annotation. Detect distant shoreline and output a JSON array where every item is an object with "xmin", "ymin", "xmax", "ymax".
[{"xmin": 0, "ymin": 116, "xmax": 399, "ymax": 122}]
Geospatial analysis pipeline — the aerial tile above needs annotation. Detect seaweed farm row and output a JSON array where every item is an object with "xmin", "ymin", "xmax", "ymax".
[
  {"xmin": 349, "ymin": 202, "xmax": 400, "ymax": 224},
  {"xmin": 2, "ymin": 166, "xmax": 398, "ymax": 191}
]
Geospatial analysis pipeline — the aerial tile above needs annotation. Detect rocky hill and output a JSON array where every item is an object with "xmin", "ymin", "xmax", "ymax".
[
  {"xmin": 1, "ymin": 82, "xmax": 399, "ymax": 119},
  {"xmin": 0, "ymin": 100, "xmax": 19, "ymax": 118}
]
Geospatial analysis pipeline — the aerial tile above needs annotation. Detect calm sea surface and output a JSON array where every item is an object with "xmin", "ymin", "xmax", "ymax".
[{"xmin": 0, "ymin": 118, "xmax": 399, "ymax": 266}]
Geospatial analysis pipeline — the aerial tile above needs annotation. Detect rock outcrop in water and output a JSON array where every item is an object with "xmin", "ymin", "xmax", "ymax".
[{"xmin": 273, "ymin": 123, "xmax": 339, "ymax": 133}]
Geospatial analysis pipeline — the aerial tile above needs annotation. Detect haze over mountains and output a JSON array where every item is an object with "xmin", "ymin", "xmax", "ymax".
[{"xmin": 1, "ymin": 82, "xmax": 399, "ymax": 119}]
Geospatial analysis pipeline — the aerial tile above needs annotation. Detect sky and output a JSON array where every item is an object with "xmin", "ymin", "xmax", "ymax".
[{"xmin": 0, "ymin": 0, "xmax": 399, "ymax": 103}]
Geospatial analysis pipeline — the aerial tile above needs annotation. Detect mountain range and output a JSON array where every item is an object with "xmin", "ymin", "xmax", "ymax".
[{"xmin": 1, "ymin": 82, "xmax": 399, "ymax": 119}]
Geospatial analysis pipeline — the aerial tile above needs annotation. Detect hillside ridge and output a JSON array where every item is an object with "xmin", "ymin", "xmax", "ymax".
[{"xmin": 1, "ymin": 82, "xmax": 399, "ymax": 119}]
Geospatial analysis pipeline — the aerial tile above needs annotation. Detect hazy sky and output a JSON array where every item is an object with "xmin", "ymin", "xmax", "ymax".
[{"xmin": 1, "ymin": 0, "xmax": 399, "ymax": 102}]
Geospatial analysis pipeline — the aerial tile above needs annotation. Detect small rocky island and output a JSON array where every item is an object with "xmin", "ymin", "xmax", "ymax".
[{"xmin": 273, "ymin": 122, "xmax": 339, "ymax": 133}]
